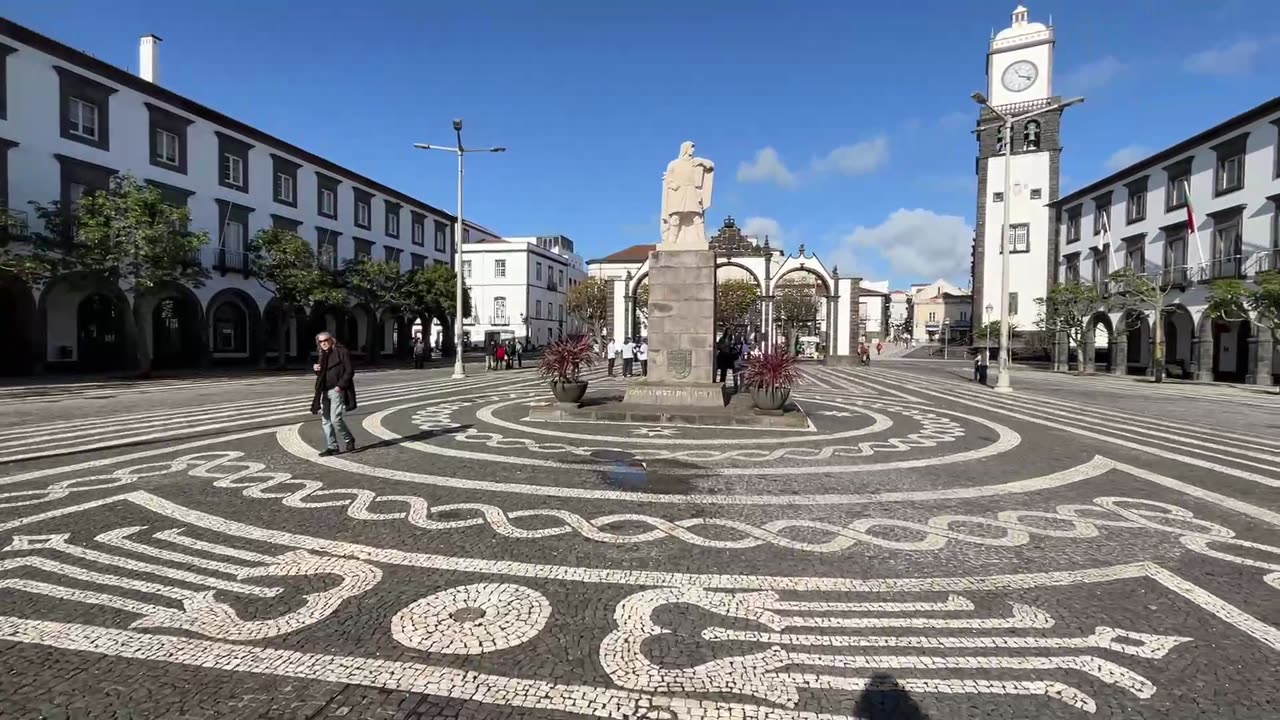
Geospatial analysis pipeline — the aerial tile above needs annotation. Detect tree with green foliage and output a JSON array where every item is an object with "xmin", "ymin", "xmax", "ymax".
[
  {"xmin": 1106, "ymin": 267, "xmax": 1175, "ymax": 382},
  {"xmin": 10, "ymin": 175, "xmax": 209, "ymax": 377},
  {"xmin": 343, "ymin": 257, "xmax": 411, "ymax": 364},
  {"xmin": 568, "ymin": 276, "xmax": 611, "ymax": 342},
  {"xmin": 249, "ymin": 227, "xmax": 346, "ymax": 368},
  {"xmin": 1209, "ymin": 273, "xmax": 1280, "ymax": 393},
  {"xmin": 773, "ymin": 281, "xmax": 820, "ymax": 353},
  {"xmin": 717, "ymin": 278, "xmax": 761, "ymax": 336},
  {"xmin": 635, "ymin": 282, "xmax": 649, "ymax": 325},
  {"xmin": 401, "ymin": 263, "xmax": 470, "ymax": 355},
  {"xmin": 1035, "ymin": 281, "xmax": 1102, "ymax": 373}
]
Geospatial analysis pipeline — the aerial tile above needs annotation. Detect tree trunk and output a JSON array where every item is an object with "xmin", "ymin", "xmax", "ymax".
[
  {"xmin": 440, "ymin": 316, "xmax": 456, "ymax": 357},
  {"xmin": 1152, "ymin": 306, "xmax": 1165, "ymax": 383},
  {"xmin": 366, "ymin": 308, "xmax": 381, "ymax": 366},
  {"xmin": 276, "ymin": 303, "xmax": 291, "ymax": 370},
  {"xmin": 131, "ymin": 298, "xmax": 153, "ymax": 379}
]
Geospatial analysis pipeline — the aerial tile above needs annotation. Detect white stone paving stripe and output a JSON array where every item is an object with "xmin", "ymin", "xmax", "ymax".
[
  {"xmin": 0, "ymin": 614, "xmax": 855, "ymax": 720},
  {"xmin": 0, "ymin": 370, "xmax": 567, "ymax": 464},
  {"xmin": 862, "ymin": 368, "xmax": 1280, "ymax": 488},
  {"xmin": 866, "ymin": 369, "xmax": 1280, "ymax": 467},
  {"xmin": 868, "ymin": 365, "xmax": 1280, "ymax": 452},
  {"xmin": 289, "ymin": 422, "xmax": 1095, "ymax": 504}
]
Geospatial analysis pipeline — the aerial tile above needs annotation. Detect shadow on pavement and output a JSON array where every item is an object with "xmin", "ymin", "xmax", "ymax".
[{"xmin": 855, "ymin": 673, "xmax": 932, "ymax": 720}]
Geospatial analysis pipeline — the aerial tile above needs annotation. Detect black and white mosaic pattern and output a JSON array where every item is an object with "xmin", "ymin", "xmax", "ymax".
[{"xmin": 0, "ymin": 363, "xmax": 1278, "ymax": 719}]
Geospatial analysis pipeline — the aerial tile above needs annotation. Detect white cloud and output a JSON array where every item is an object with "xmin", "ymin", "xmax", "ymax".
[
  {"xmin": 1058, "ymin": 56, "xmax": 1127, "ymax": 93},
  {"xmin": 836, "ymin": 209, "xmax": 973, "ymax": 282},
  {"xmin": 1104, "ymin": 145, "xmax": 1151, "ymax": 172},
  {"xmin": 741, "ymin": 216, "xmax": 786, "ymax": 248},
  {"xmin": 810, "ymin": 136, "xmax": 889, "ymax": 176},
  {"xmin": 1184, "ymin": 39, "xmax": 1261, "ymax": 76},
  {"xmin": 736, "ymin": 147, "xmax": 796, "ymax": 188}
]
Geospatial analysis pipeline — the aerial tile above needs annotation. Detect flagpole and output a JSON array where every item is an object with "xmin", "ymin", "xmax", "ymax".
[{"xmin": 1183, "ymin": 178, "xmax": 1205, "ymax": 268}]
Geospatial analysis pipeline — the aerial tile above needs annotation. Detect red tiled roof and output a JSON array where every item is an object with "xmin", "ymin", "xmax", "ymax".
[{"xmin": 589, "ymin": 243, "xmax": 656, "ymax": 264}]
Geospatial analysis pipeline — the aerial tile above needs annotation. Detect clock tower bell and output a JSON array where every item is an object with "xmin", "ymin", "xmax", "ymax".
[{"xmin": 971, "ymin": 5, "xmax": 1069, "ymax": 334}]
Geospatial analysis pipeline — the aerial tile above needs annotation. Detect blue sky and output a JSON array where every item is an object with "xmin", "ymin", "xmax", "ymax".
[{"xmin": 4, "ymin": 0, "xmax": 1278, "ymax": 289}]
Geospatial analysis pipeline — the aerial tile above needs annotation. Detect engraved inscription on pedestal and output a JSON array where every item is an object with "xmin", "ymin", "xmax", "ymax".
[{"xmin": 668, "ymin": 350, "xmax": 692, "ymax": 380}]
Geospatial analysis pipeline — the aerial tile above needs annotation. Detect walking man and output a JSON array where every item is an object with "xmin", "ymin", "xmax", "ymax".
[
  {"xmin": 606, "ymin": 337, "xmax": 617, "ymax": 377},
  {"xmin": 311, "ymin": 332, "xmax": 357, "ymax": 457},
  {"xmin": 637, "ymin": 337, "xmax": 649, "ymax": 376}
]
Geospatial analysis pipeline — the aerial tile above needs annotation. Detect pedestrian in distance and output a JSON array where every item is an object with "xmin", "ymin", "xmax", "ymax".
[
  {"xmin": 412, "ymin": 335, "xmax": 426, "ymax": 369},
  {"xmin": 637, "ymin": 337, "xmax": 649, "ymax": 376},
  {"xmin": 606, "ymin": 337, "xmax": 617, "ymax": 377},
  {"xmin": 495, "ymin": 343, "xmax": 507, "ymax": 370},
  {"xmin": 310, "ymin": 332, "xmax": 357, "ymax": 457},
  {"xmin": 621, "ymin": 336, "xmax": 635, "ymax": 377},
  {"xmin": 515, "ymin": 340, "xmax": 524, "ymax": 369}
]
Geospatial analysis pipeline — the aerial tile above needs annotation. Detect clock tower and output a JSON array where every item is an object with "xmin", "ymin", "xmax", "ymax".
[{"xmin": 971, "ymin": 5, "xmax": 1069, "ymax": 333}]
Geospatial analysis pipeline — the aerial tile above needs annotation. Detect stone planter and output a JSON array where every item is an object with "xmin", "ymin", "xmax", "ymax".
[
  {"xmin": 550, "ymin": 380, "xmax": 589, "ymax": 406},
  {"xmin": 749, "ymin": 385, "xmax": 790, "ymax": 414}
]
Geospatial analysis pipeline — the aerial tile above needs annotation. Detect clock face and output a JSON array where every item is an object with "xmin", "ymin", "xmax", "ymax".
[{"xmin": 1001, "ymin": 60, "xmax": 1038, "ymax": 92}]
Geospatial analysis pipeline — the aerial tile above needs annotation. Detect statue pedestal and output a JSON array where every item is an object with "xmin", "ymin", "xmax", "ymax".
[{"xmin": 623, "ymin": 249, "xmax": 725, "ymax": 408}]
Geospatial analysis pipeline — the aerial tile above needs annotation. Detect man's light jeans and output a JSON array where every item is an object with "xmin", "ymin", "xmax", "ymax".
[{"xmin": 320, "ymin": 388, "xmax": 353, "ymax": 450}]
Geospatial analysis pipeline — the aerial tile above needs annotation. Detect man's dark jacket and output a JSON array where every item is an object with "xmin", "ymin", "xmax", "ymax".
[{"xmin": 311, "ymin": 345, "xmax": 357, "ymax": 414}]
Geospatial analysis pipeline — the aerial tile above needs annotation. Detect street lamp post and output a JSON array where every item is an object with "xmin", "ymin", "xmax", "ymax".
[
  {"xmin": 984, "ymin": 302, "xmax": 994, "ymax": 352},
  {"xmin": 414, "ymin": 119, "xmax": 506, "ymax": 379},
  {"xmin": 970, "ymin": 92, "xmax": 1084, "ymax": 393},
  {"xmin": 943, "ymin": 318, "xmax": 951, "ymax": 360}
]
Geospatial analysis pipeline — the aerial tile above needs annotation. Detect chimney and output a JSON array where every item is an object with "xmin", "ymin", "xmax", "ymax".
[{"xmin": 139, "ymin": 34, "xmax": 162, "ymax": 83}]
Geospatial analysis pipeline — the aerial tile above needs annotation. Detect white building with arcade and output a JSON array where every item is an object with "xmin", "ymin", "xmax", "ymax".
[
  {"xmin": 1049, "ymin": 96, "xmax": 1280, "ymax": 385},
  {"xmin": 0, "ymin": 18, "xmax": 500, "ymax": 374}
]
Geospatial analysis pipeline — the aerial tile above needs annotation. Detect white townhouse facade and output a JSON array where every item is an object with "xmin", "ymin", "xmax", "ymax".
[
  {"xmin": 858, "ymin": 280, "xmax": 889, "ymax": 341},
  {"xmin": 448, "ymin": 234, "xmax": 586, "ymax": 349},
  {"xmin": 1050, "ymin": 96, "xmax": 1280, "ymax": 385},
  {"xmin": 910, "ymin": 279, "xmax": 971, "ymax": 343},
  {"xmin": 0, "ymin": 18, "xmax": 494, "ymax": 374}
]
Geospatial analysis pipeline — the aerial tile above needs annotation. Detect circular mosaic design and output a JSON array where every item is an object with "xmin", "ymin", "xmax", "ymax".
[{"xmin": 391, "ymin": 583, "xmax": 551, "ymax": 655}]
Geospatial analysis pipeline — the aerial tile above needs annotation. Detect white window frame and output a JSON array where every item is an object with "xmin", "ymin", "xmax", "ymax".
[
  {"xmin": 411, "ymin": 221, "xmax": 425, "ymax": 246},
  {"xmin": 494, "ymin": 297, "xmax": 507, "ymax": 323},
  {"xmin": 223, "ymin": 220, "xmax": 245, "ymax": 254},
  {"xmin": 494, "ymin": 259, "xmax": 506, "ymax": 278},
  {"xmin": 1007, "ymin": 223, "xmax": 1030, "ymax": 253},
  {"xmin": 462, "ymin": 259, "xmax": 472, "ymax": 279},
  {"xmin": 320, "ymin": 188, "xmax": 336, "ymax": 217},
  {"xmin": 155, "ymin": 128, "xmax": 179, "ymax": 166},
  {"xmin": 223, "ymin": 154, "xmax": 244, "ymax": 188},
  {"xmin": 356, "ymin": 201, "xmax": 370, "ymax": 228},
  {"xmin": 1167, "ymin": 174, "xmax": 1189, "ymax": 209},
  {"xmin": 276, "ymin": 173, "xmax": 294, "ymax": 203},
  {"xmin": 387, "ymin": 212, "xmax": 400, "ymax": 237},
  {"xmin": 1126, "ymin": 190, "xmax": 1145, "ymax": 223},
  {"xmin": 1216, "ymin": 153, "xmax": 1243, "ymax": 193},
  {"xmin": 68, "ymin": 97, "xmax": 98, "ymax": 140},
  {"xmin": 1065, "ymin": 212, "xmax": 1081, "ymax": 243}
]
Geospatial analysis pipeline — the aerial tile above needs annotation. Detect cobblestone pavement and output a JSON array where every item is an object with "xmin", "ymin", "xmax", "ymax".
[{"xmin": 0, "ymin": 361, "xmax": 1277, "ymax": 719}]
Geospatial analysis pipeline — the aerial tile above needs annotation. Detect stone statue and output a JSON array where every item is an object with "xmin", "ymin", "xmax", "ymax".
[{"xmin": 660, "ymin": 141, "xmax": 715, "ymax": 250}]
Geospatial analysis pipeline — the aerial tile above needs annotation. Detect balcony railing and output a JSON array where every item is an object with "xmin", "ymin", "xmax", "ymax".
[
  {"xmin": 1, "ymin": 207, "xmax": 29, "ymax": 240},
  {"xmin": 490, "ymin": 315, "xmax": 510, "ymax": 326},
  {"xmin": 208, "ymin": 247, "xmax": 252, "ymax": 274},
  {"xmin": 1195, "ymin": 255, "xmax": 1244, "ymax": 282},
  {"xmin": 1158, "ymin": 266, "xmax": 1190, "ymax": 289},
  {"xmin": 1249, "ymin": 248, "xmax": 1279, "ymax": 276}
]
